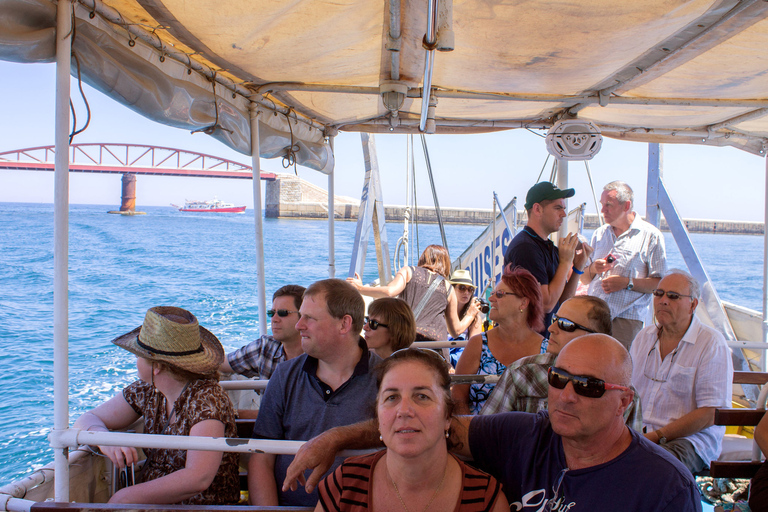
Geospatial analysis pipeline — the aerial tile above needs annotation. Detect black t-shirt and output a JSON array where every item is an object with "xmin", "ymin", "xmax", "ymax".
[{"xmin": 504, "ymin": 225, "xmax": 559, "ymax": 328}]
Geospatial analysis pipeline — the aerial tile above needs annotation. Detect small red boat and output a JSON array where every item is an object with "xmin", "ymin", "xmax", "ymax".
[{"xmin": 172, "ymin": 198, "xmax": 246, "ymax": 213}]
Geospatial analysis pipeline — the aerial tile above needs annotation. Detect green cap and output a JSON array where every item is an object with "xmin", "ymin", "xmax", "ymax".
[{"xmin": 525, "ymin": 181, "xmax": 575, "ymax": 210}]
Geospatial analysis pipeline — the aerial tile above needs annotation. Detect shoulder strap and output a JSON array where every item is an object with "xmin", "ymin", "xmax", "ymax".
[{"xmin": 412, "ymin": 272, "xmax": 444, "ymax": 320}]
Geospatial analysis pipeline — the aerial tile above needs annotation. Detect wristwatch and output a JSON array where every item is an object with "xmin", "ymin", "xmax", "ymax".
[
  {"xmin": 655, "ymin": 430, "xmax": 667, "ymax": 444},
  {"xmin": 626, "ymin": 276, "xmax": 634, "ymax": 291}
]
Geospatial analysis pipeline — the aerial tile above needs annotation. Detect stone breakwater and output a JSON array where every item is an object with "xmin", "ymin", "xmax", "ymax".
[{"xmin": 265, "ymin": 174, "xmax": 763, "ymax": 235}]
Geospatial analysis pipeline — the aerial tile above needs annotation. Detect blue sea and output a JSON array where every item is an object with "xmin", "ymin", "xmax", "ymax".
[{"xmin": 0, "ymin": 202, "xmax": 764, "ymax": 491}]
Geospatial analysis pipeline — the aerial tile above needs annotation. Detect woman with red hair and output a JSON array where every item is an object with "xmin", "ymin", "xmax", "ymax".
[{"xmin": 452, "ymin": 267, "xmax": 545, "ymax": 414}]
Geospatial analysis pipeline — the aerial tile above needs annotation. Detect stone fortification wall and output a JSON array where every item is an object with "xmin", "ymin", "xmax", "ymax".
[{"xmin": 265, "ymin": 174, "xmax": 764, "ymax": 234}]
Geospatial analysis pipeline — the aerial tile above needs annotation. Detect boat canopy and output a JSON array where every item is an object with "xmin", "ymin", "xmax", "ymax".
[{"xmin": 3, "ymin": 0, "xmax": 768, "ymax": 166}]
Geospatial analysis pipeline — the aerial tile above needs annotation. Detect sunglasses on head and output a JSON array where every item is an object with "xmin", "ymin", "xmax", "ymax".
[
  {"xmin": 267, "ymin": 309, "xmax": 299, "ymax": 318},
  {"xmin": 551, "ymin": 314, "xmax": 597, "ymax": 334},
  {"xmin": 652, "ymin": 289, "xmax": 693, "ymax": 301},
  {"xmin": 456, "ymin": 284, "xmax": 475, "ymax": 293},
  {"xmin": 491, "ymin": 290, "xmax": 517, "ymax": 299},
  {"xmin": 365, "ymin": 317, "xmax": 388, "ymax": 330},
  {"xmin": 547, "ymin": 366, "xmax": 630, "ymax": 398}
]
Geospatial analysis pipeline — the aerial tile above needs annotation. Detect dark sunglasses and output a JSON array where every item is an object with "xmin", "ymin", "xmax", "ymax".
[
  {"xmin": 456, "ymin": 284, "xmax": 475, "ymax": 293},
  {"xmin": 652, "ymin": 289, "xmax": 693, "ymax": 301},
  {"xmin": 491, "ymin": 290, "xmax": 516, "ymax": 299},
  {"xmin": 547, "ymin": 366, "xmax": 631, "ymax": 398},
  {"xmin": 365, "ymin": 317, "xmax": 388, "ymax": 330},
  {"xmin": 551, "ymin": 314, "xmax": 597, "ymax": 334},
  {"xmin": 267, "ymin": 309, "xmax": 299, "ymax": 318}
]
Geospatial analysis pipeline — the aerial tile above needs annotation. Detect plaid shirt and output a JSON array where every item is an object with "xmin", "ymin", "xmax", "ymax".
[
  {"xmin": 226, "ymin": 335, "xmax": 286, "ymax": 379},
  {"xmin": 480, "ymin": 352, "xmax": 555, "ymax": 416},
  {"xmin": 480, "ymin": 351, "xmax": 644, "ymax": 432}
]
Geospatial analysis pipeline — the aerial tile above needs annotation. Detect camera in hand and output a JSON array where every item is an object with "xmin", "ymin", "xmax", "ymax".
[
  {"xmin": 605, "ymin": 254, "xmax": 615, "ymax": 264},
  {"xmin": 478, "ymin": 299, "xmax": 490, "ymax": 314}
]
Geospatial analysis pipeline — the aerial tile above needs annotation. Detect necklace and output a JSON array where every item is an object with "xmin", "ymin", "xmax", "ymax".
[{"xmin": 388, "ymin": 462, "xmax": 448, "ymax": 512}]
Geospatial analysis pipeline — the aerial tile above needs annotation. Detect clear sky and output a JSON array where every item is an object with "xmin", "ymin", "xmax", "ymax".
[{"xmin": 1, "ymin": 60, "xmax": 765, "ymax": 222}]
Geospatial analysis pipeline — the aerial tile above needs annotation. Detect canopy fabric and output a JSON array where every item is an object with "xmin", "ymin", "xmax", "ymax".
[{"xmin": 3, "ymin": 0, "xmax": 768, "ymax": 163}]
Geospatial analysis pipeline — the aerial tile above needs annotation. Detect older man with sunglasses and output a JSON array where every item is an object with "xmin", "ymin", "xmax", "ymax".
[
  {"xmin": 284, "ymin": 334, "xmax": 701, "ymax": 511},
  {"xmin": 630, "ymin": 269, "xmax": 733, "ymax": 475},
  {"xmin": 480, "ymin": 296, "xmax": 642, "ymax": 432}
]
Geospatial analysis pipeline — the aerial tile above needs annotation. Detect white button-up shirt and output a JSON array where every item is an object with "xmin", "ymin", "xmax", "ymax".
[
  {"xmin": 588, "ymin": 215, "xmax": 666, "ymax": 321},
  {"xmin": 630, "ymin": 315, "xmax": 733, "ymax": 465}
]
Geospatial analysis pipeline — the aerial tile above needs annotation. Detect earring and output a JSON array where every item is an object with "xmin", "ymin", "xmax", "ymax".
[
  {"xmin": 445, "ymin": 430, "xmax": 450, "ymax": 438},
  {"xmin": 519, "ymin": 308, "xmax": 524, "ymax": 313},
  {"xmin": 379, "ymin": 434, "xmax": 383, "ymax": 442}
]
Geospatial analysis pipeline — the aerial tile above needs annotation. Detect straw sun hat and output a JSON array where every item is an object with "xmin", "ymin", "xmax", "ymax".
[
  {"xmin": 111, "ymin": 306, "xmax": 224, "ymax": 375},
  {"xmin": 449, "ymin": 269, "xmax": 474, "ymax": 288}
]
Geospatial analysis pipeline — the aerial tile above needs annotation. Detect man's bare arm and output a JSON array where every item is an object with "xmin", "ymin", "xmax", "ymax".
[
  {"xmin": 283, "ymin": 416, "xmax": 475, "ymax": 494},
  {"xmin": 283, "ymin": 419, "xmax": 382, "ymax": 494}
]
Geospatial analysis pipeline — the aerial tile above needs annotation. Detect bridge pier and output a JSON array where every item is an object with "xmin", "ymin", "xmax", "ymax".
[{"xmin": 108, "ymin": 173, "xmax": 145, "ymax": 215}]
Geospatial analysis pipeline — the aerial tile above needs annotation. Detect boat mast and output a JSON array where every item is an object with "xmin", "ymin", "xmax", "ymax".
[{"xmin": 53, "ymin": 0, "xmax": 72, "ymax": 502}]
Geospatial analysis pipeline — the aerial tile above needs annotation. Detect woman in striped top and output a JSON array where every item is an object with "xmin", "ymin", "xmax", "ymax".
[{"xmin": 316, "ymin": 348, "xmax": 507, "ymax": 512}]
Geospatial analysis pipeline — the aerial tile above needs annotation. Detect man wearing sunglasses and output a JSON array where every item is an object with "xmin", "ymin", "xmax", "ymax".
[
  {"xmin": 480, "ymin": 296, "xmax": 641, "ymax": 433},
  {"xmin": 503, "ymin": 181, "xmax": 592, "ymax": 331},
  {"xmin": 284, "ymin": 334, "xmax": 700, "ymax": 511},
  {"xmin": 580, "ymin": 181, "xmax": 667, "ymax": 349},
  {"xmin": 220, "ymin": 284, "xmax": 306, "ymax": 381},
  {"xmin": 630, "ymin": 270, "xmax": 733, "ymax": 475}
]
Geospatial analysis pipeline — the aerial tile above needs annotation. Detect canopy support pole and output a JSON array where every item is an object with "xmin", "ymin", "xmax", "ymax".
[
  {"xmin": 53, "ymin": 0, "xmax": 72, "ymax": 502},
  {"xmin": 328, "ymin": 136, "xmax": 336, "ymax": 278},
  {"xmin": 763, "ymin": 154, "xmax": 768, "ymax": 370},
  {"xmin": 646, "ymin": 144, "xmax": 662, "ymax": 228},
  {"xmin": 250, "ymin": 106, "xmax": 267, "ymax": 336},
  {"xmin": 556, "ymin": 159, "xmax": 569, "ymax": 241}
]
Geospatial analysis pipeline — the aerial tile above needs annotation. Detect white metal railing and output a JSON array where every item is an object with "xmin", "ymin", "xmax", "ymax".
[{"xmin": 220, "ymin": 371, "xmax": 500, "ymax": 390}]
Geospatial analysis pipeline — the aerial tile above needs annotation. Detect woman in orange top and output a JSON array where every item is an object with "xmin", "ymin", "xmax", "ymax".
[{"xmin": 315, "ymin": 348, "xmax": 508, "ymax": 512}]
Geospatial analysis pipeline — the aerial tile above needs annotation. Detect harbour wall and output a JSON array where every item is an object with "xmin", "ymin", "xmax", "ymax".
[{"xmin": 265, "ymin": 174, "xmax": 764, "ymax": 235}]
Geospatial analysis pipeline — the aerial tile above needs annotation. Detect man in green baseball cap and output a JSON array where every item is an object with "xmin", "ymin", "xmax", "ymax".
[{"xmin": 504, "ymin": 181, "xmax": 591, "ymax": 331}]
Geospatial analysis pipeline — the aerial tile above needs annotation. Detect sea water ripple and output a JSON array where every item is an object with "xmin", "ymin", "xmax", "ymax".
[{"xmin": 0, "ymin": 202, "xmax": 763, "ymax": 486}]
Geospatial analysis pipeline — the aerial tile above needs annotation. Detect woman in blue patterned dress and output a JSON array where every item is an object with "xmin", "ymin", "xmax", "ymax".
[{"xmin": 452, "ymin": 267, "xmax": 546, "ymax": 414}]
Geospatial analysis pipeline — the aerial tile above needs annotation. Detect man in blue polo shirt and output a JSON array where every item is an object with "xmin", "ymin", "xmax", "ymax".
[
  {"xmin": 248, "ymin": 279, "xmax": 381, "ymax": 507},
  {"xmin": 504, "ymin": 181, "xmax": 592, "ymax": 328}
]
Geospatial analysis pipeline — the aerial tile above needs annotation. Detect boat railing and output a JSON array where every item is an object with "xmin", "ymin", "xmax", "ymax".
[
  {"xmin": 220, "ymin": 372, "xmax": 500, "ymax": 391},
  {"xmin": 30, "ymin": 503, "xmax": 313, "ymax": 512}
]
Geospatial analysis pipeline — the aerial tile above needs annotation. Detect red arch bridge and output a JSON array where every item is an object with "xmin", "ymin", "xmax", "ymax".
[{"xmin": 0, "ymin": 143, "xmax": 276, "ymax": 213}]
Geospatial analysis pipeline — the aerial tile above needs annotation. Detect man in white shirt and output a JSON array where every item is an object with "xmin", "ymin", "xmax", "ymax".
[
  {"xmin": 630, "ymin": 269, "xmax": 733, "ymax": 474},
  {"xmin": 581, "ymin": 181, "xmax": 666, "ymax": 348}
]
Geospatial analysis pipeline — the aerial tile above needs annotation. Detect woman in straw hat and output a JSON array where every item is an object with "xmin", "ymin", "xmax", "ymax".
[
  {"xmin": 448, "ymin": 269, "xmax": 484, "ymax": 341},
  {"xmin": 73, "ymin": 306, "xmax": 239, "ymax": 505}
]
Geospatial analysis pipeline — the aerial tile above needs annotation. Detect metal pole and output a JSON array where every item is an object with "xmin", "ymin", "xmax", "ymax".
[
  {"xmin": 492, "ymin": 194, "xmax": 496, "ymax": 277},
  {"xmin": 53, "ymin": 0, "xmax": 72, "ymax": 502},
  {"xmin": 328, "ymin": 136, "xmax": 336, "ymax": 278},
  {"xmin": 646, "ymin": 143, "xmax": 662, "ymax": 227},
  {"xmin": 493, "ymin": 191, "xmax": 514, "ymax": 240},
  {"xmin": 250, "ymin": 105, "xmax": 267, "ymax": 337},
  {"xmin": 556, "ymin": 159, "xmax": 569, "ymax": 241},
  {"xmin": 420, "ymin": 134, "xmax": 448, "ymax": 249},
  {"xmin": 419, "ymin": 0, "xmax": 438, "ymax": 132},
  {"xmin": 763, "ymin": 154, "xmax": 768, "ymax": 370}
]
